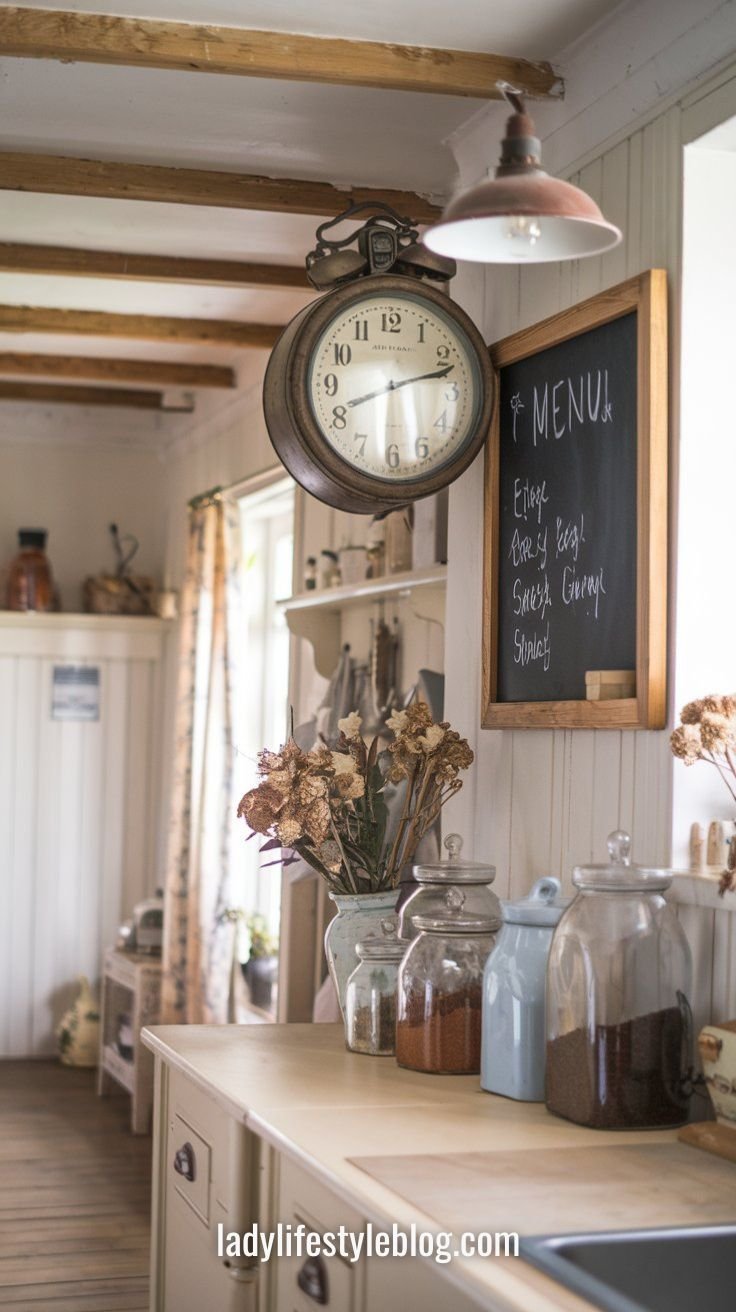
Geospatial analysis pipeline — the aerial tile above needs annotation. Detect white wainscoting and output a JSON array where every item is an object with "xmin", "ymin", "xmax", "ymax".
[
  {"xmin": 445, "ymin": 65, "xmax": 736, "ymax": 1029},
  {"xmin": 0, "ymin": 614, "xmax": 167, "ymax": 1056}
]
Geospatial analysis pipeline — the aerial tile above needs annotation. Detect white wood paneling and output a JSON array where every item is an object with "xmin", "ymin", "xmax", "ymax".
[
  {"xmin": 446, "ymin": 63, "xmax": 736, "ymax": 1028},
  {"xmin": 0, "ymin": 617, "xmax": 165, "ymax": 1056}
]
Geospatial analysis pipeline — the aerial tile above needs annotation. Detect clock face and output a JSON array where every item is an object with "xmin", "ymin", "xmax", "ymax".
[{"xmin": 306, "ymin": 290, "xmax": 484, "ymax": 484}]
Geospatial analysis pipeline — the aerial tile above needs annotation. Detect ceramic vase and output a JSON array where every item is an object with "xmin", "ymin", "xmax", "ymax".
[
  {"xmin": 325, "ymin": 890, "xmax": 399, "ymax": 1016},
  {"xmin": 57, "ymin": 975, "xmax": 100, "ymax": 1067}
]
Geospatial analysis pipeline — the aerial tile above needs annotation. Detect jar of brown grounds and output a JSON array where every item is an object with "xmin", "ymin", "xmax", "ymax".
[
  {"xmin": 395, "ymin": 891, "xmax": 499, "ymax": 1075},
  {"xmin": 545, "ymin": 830, "xmax": 693, "ymax": 1130}
]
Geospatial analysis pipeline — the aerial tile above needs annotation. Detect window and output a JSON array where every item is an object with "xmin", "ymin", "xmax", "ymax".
[{"xmin": 229, "ymin": 474, "xmax": 295, "ymax": 1000}]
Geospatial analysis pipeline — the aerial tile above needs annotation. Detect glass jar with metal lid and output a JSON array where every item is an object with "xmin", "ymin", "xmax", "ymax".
[
  {"xmin": 399, "ymin": 833, "xmax": 501, "ymax": 941},
  {"xmin": 396, "ymin": 890, "xmax": 500, "ymax": 1074},
  {"xmin": 545, "ymin": 830, "xmax": 693, "ymax": 1130},
  {"xmin": 344, "ymin": 918, "xmax": 405, "ymax": 1057}
]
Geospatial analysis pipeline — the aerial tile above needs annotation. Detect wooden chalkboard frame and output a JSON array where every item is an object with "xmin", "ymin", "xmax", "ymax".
[{"xmin": 482, "ymin": 269, "xmax": 668, "ymax": 730}]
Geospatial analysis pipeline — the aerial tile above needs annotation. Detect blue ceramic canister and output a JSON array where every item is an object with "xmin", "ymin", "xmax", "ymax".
[{"xmin": 481, "ymin": 877, "xmax": 567, "ymax": 1101}]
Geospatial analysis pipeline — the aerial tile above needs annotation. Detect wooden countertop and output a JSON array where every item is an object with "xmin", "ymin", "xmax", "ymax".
[{"xmin": 142, "ymin": 1023, "xmax": 732, "ymax": 1312}]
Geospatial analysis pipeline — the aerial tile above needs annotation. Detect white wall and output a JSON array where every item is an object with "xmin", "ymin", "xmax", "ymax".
[
  {"xmin": 442, "ymin": 56, "xmax": 736, "ymax": 1031},
  {"xmin": 444, "ymin": 108, "xmax": 679, "ymax": 890},
  {"xmin": 0, "ymin": 439, "xmax": 166, "ymax": 612},
  {"xmin": 0, "ymin": 615, "xmax": 166, "ymax": 1055},
  {"xmin": 672, "ymin": 144, "xmax": 736, "ymax": 861}
]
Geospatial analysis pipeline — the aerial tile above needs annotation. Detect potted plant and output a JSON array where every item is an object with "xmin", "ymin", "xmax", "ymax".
[
  {"xmin": 670, "ymin": 694, "xmax": 736, "ymax": 893},
  {"xmin": 240, "ymin": 914, "xmax": 279, "ymax": 1011},
  {"xmin": 237, "ymin": 703, "xmax": 474, "ymax": 1012}
]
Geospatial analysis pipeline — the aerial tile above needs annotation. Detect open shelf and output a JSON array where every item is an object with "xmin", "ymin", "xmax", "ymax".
[{"xmin": 279, "ymin": 565, "xmax": 447, "ymax": 677}]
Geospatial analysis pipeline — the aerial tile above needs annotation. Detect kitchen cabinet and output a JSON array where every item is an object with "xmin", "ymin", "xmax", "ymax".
[{"xmin": 143, "ymin": 1023, "xmax": 736, "ymax": 1312}]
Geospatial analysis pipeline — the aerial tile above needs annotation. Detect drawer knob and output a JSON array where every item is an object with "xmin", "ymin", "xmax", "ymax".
[
  {"xmin": 173, "ymin": 1141, "xmax": 196, "ymax": 1182},
  {"xmin": 297, "ymin": 1255, "xmax": 329, "ymax": 1304}
]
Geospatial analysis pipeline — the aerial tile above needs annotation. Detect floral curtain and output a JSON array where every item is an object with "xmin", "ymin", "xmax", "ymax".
[{"xmin": 161, "ymin": 495, "xmax": 241, "ymax": 1024}]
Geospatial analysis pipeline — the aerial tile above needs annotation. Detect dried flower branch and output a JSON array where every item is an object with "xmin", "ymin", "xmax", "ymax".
[
  {"xmin": 670, "ymin": 695, "xmax": 736, "ymax": 894},
  {"xmin": 237, "ymin": 707, "xmax": 474, "ymax": 895}
]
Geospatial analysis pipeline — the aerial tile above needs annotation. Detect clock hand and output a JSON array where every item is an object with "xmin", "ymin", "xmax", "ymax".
[{"xmin": 347, "ymin": 363, "xmax": 454, "ymax": 409}]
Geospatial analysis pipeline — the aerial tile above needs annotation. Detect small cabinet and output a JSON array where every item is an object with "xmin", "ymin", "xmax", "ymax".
[{"xmin": 151, "ymin": 1064, "xmax": 259, "ymax": 1312}]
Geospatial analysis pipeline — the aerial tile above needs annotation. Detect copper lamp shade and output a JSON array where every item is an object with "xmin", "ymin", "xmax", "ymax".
[{"xmin": 424, "ymin": 94, "xmax": 622, "ymax": 264}]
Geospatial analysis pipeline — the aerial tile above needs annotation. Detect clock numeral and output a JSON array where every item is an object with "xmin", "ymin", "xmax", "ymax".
[
  {"xmin": 415, "ymin": 437, "xmax": 430, "ymax": 460},
  {"xmin": 331, "ymin": 406, "xmax": 347, "ymax": 430},
  {"xmin": 437, "ymin": 344, "xmax": 451, "ymax": 364},
  {"xmin": 354, "ymin": 320, "xmax": 369, "ymax": 341},
  {"xmin": 386, "ymin": 443, "xmax": 400, "ymax": 470},
  {"xmin": 433, "ymin": 411, "xmax": 449, "ymax": 433},
  {"xmin": 333, "ymin": 343, "xmax": 352, "ymax": 366},
  {"xmin": 381, "ymin": 311, "xmax": 402, "ymax": 334},
  {"xmin": 324, "ymin": 373, "xmax": 338, "ymax": 397},
  {"xmin": 417, "ymin": 322, "xmax": 426, "ymax": 344},
  {"xmin": 354, "ymin": 433, "xmax": 368, "ymax": 457},
  {"xmin": 445, "ymin": 381, "xmax": 459, "ymax": 402}
]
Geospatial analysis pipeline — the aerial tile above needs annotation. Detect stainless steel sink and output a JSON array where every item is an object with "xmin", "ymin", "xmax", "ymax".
[{"xmin": 520, "ymin": 1225, "xmax": 736, "ymax": 1312}]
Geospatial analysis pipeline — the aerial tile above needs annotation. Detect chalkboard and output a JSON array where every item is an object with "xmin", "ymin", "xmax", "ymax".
[
  {"xmin": 482, "ymin": 272, "xmax": 668, "ymax": 729},
  {"xmin": 497, "ymin": 311, "xmax": 637, "ymax": 702}
]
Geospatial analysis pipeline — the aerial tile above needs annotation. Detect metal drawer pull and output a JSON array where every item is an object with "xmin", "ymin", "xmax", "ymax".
[
  {"xmin": 297, "ymin": 1255, "xmax": 329, "ymax": 1304},
  {"xmin": 173, "ymin": 1141, "xmax": 196, "ymax": 1182}
]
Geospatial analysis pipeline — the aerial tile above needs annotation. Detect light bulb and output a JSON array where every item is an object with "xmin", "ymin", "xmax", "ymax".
[{"xmin": 506, "ymin": 216, "xmax": 542, "ymax": 246}]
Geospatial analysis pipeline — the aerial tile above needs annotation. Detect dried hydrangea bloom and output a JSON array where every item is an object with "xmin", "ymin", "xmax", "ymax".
[
  {"xmin": 418, "ymin": 724, "xmax": 446, "ymax": 753},
  {"xmin": 337, "ymin": 711, "xmax": 362, "ymax": 740},
  {"xmin": 237, "ymin": 780, "xmax": 285, "ymax": 833},
  {"xmin": 332, "ymin": 771, "xmax": 365, "ymax": 801},
  {"xmin": 331, "ymin": 751, "xmax": 359, "ymax": 776},
  {"xmin": 679, "ymin": 700, "xmax": 705, "ymax": 725},
  {"xmin": 386, "ymin": 708, "xmax": 409, "ymax": 735},
  {"xmin": 670, "ymin": 724, "xmax": 703, "ymax": 765},
  {"xmin": 699, "ymin": 712, "xmax": 736, "ymax": 754},
  {"xmin": 435, "ymin": 730, "xmax": 474, "ymax": 781},
  {"xmin": 701, "ymin": 694, "xmax": 736, "ymax": 718}
]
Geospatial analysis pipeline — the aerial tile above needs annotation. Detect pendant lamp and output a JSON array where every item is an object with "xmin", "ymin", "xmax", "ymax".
[{"xmin": 423, "ymin": 87, "xmax": 621, "ymax": 264}]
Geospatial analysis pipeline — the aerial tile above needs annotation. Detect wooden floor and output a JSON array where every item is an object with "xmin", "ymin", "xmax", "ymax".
[{"xmin": 0, "ymin": 1062, "xmax": 151, "ymax": 1310}]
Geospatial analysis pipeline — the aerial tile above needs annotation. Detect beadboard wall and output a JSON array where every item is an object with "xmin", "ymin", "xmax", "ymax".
[
  {"xmin": 0, "ymin": 615, "xmax": 166, "ymax": 1056},
  {"xmin": 444, "ymin": 62, "xmax": 736, "ymax": 1028}
]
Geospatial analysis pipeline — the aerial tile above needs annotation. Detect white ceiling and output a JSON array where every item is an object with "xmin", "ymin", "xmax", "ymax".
[{"xmin": 0, "ymin": 0, "xmax": 622, "ymax": 437}]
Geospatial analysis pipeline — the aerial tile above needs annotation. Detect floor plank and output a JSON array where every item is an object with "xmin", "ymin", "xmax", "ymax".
[{"xmin": 0, "ymin": 1062, "xmax": 151, "ymax": 1310}]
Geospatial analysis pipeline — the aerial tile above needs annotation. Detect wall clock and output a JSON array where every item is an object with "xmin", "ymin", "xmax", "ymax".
[{"xmin": 263, "ymin": 207, "xmax": 495, "ymax": 514}]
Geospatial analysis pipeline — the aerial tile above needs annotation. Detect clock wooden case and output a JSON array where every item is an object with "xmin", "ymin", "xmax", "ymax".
[{"xmin": 263, "ymin": 273, "xmax": 495, "ymax": 514}]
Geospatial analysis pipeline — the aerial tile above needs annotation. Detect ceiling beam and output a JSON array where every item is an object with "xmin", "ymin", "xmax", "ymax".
[
  {"xmin": 0, "ymin": 7, "xmax": 563, "ymax": 100},
  {"xmin": 0, "ymin": 352, "xmax": 236, "ymax": 388},
  {"xmin": 0, "ymin": 305, "xmax": 283, "ymax": 348},
  {"xmin": 0, "ymin": 380, "xmax": 181, "ymax": 409},
  {"xmin": 0, "ymin": 242, "xmax": 309, "ymax": 289},
  {"xmin": 0, "ymin": 152, "xmax": 441, "ymax": 224}
]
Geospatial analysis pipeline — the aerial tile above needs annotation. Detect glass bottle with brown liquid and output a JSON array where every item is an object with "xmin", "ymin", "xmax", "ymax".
[{"xmin": 6, "ymin": 529, "xmax": 56, "ymax": 612}]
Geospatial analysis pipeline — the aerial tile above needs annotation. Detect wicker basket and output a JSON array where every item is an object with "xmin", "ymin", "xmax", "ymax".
[{"xmin": 83, "ymin": 574, "xmax": 158, "ymax": 616}]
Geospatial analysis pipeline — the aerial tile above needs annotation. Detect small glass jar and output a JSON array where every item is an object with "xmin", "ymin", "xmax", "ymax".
[
  {"xmin": 6, "ymin": 528, "xmax": 55, "ymax": 612},
  {"xmin": 345, "ymin": 919, "xmax": 405, "ymax": 1057},
  {"xmin": 396, "ymin": 891, "xmax": 499, "ymax": 1074},
  {"xmin": 546, "ymin": 830, "xmax": 693, "ymax": 1130},
  {"xmin": 399, "ymin": 833, "xmax": 501, "ymax": 941}
]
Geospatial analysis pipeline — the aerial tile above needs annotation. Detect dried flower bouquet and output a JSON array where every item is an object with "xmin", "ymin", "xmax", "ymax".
[
  {"xmin": 237, "ymin": 703, "xmax": 473, "ymax": 896},
  {"xmin": 670, "ymin": 694, "xmax": 736, "ymax": 894}
]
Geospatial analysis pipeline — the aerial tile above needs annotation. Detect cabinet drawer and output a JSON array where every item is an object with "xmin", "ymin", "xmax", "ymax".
[
  {"xmin": 169, "ymin": 1113, "xmax": 210, "ymax": 1224},
  {"xmin": 275, "ymin": 1158, "xmax": 364, "ymax": 1312},
  {"xmin": 159, "ymin": 1067, "xmax": 260, "ymax": 1312}
]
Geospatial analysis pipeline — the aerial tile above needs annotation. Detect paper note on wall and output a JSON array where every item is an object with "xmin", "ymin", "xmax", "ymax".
[{"xmin": 51, "ymin": 665, "xmax": 100, "ymax": 721}]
